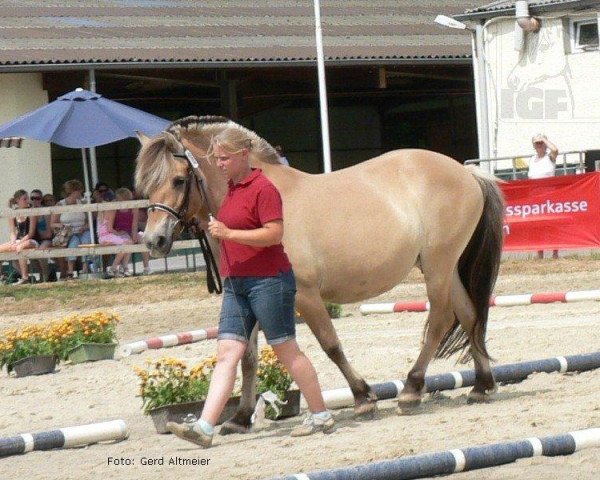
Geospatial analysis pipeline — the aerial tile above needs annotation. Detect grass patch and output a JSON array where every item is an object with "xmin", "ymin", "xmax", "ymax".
[{"xmin": 1, "ymin": 273, "xmax": 210, "ymax": 316}]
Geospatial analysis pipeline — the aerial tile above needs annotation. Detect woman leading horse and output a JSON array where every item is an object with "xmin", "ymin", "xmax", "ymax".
[{"xmin": 135, "ymin": 115, "xmax": 504, "ymax": 435}]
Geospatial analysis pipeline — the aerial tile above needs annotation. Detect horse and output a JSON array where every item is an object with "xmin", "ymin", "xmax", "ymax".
[{"xmin": 134, "ymin": 115, "xmax": 505, "ymax": 434}]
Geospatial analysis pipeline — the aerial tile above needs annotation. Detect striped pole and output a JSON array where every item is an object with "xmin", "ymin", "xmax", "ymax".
[
  {"xmin": 118, "ymin": 326, "xmax": 218, "ymax": 357},
  {"xmin": 359, "ymin": 289, "xmax": 600, "ymax": 314},
  {"xmin": 322, "ymin": 351, "xmax": 600, "ymax": 409},
  {"xmin": 276, "ymin": 427, "xmax": 600, "ymax": 480},
  {"xmin": 0, "ymin": 420, "xmax": 128, "ymax": 458}
]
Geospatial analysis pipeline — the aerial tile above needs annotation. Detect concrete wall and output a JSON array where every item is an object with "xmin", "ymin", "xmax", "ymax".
[
  {"xmin": 0, "ymin": 73, "xmax": 51, "ymax": 242},
  {"xmin": 483, "ymin": 14, "xmax": 600, "ymax": 167}
]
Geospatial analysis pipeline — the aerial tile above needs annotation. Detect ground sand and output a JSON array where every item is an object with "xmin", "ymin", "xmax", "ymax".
[{"xmin": 1, "ymin": 265, "xmax": 599, "ymax": 479}]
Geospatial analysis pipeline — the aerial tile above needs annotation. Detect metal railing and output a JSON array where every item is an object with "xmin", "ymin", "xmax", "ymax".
[{"xmin": 465, "ymin": 150, "xmax": 588, "ymax": 180}]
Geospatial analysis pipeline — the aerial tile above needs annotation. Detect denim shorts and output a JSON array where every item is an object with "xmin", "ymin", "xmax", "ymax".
[{"xmin": 219, "ymin": 269, "xmax": 297, "ymax": 345}]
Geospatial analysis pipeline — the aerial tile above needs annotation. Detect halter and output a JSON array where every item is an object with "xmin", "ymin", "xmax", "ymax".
[{"xmin": 147, "ymin": 146, "xmax": 222, "ymax": 294}]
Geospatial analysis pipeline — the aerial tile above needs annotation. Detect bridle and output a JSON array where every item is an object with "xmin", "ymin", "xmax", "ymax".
[{"xmin": 147, "ymin": 146, "xmax": 222, "ymax": 294}]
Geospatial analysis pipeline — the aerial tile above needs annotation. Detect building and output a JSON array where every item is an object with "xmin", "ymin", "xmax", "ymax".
[
  {"xmin": 1, "ymin": 1, "xmax": 483, "ymax": 241},
  {"xmin": 455, "ymin": 0, "xmax": 600, "ymax": 167}
]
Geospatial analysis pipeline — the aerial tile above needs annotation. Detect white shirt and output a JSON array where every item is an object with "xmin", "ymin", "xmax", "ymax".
[
  {"xmin": 528, "ymin": 153, "xmax": 555, "ymax": 179},
  {"xmin": 57, "ymin": 198, "xmax": 86, "ymax": 228}
]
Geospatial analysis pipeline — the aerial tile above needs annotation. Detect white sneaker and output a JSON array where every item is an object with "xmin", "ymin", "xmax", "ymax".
[
  {"xmin": 142, "ymin": 267, "xmax": 153, "ymax": 276},
  {"xmin": 290, "ymin": 412, "xmax": 335, "ymax": 437}
]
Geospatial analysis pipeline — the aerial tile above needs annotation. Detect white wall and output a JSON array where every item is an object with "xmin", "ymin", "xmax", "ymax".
[
  {"xmin": 0, "ymin": 73, "xmax": 51, "ymax": 242},
  {"xmin": 483, "ymin": 14, "xmax": 600, "ymax": 165}
]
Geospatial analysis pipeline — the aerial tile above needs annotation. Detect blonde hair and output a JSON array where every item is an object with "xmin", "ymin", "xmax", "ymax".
[
  {"xmin": 62, "ymin": 179, "xmax": 84, "ymax": 197},
  {"xmin": 210, "ymin": 128, "xmax": 253, "ymax": 156},
  {"xmin": 12, "ymin": 189, "xmax": 28, "ymax": 201},
  {"xmin": 115, "ymin": 187, "xmax": 133, "ymax": 201}
]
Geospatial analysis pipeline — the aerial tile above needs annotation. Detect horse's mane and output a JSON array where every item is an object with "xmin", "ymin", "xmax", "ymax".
[{"xmin": 135, "ymin": 115, "xmax": 281, "ymax": 196}]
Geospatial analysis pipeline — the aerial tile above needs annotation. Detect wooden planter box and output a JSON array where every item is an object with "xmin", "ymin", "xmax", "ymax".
[
  {"xmin": 12, "ymin": 355, "xmax": 57, "ymax": 377},
  {"xmin": 149, "ymin": 390, "xmax": 301, "ymax": 434},
  {"xmin": 67, "ymin": 343, "xmax": 117, "ymax": 364}
]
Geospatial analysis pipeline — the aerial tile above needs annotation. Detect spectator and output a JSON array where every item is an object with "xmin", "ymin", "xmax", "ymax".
[
  {"xmin": 50, "ymin": 180, "xmax": 92, "ymax": 279},
  {"xmin": 30, "ymin": 189, "xmax": 53, "ymax": 281},
  {"xmin": 9, "ymin": 190, "xmax": 38, "ymax": 285},
  {"xmin": 97, "ymin": 188, "xmax": 133, "ymax": 278},
  {"xmin": 528, "ymin": 134, "xmax": 559, "ymax": 260},
  {"xmin": 113, "ymin": 187, "xmax": 151, "ymax": 275},
  {"xmin": 274, "ymin": 145, "xmax": 290, "ymax": 166},
  {"xmin": 94, "ymin": 181, "xmax": 115, "ymax": 202}
]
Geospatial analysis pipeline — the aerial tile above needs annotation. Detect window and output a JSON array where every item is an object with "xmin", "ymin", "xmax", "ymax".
[{"xmin": 570, "ymin": 18, "xmax": 599, "ymax": 52}]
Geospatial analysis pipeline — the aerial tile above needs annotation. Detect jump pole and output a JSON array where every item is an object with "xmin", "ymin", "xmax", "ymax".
[
  {"xmin": 322, "ymin": 351, "xmax": 600, "ymax": 409},
  {"xmin": 118, "ymin": 326, "xmax": 218, "ymax": 357},
  {"xmin": 359, "ymin": 289, "xmax": 600, "ymax": 314},
  {"xmin": 276, "ymin": 427, "xmax": 600, "ymax": 480},
  {"xmin": 0, "ymin": 419, "xmax": 129, "ymax": 458}
]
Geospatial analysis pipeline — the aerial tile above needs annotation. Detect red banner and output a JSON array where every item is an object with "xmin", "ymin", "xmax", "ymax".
[{"xmin": 500, "ymin": 172, "xmax": 600, "ymax": 251}]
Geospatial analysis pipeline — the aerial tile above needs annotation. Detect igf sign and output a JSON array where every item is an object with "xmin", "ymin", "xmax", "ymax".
[{"xmin": 501, "ymin": 87, "xmax": 568, "ymax": 120}]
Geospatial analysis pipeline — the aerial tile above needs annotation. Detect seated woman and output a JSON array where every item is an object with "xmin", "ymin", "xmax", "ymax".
[
  {"xmin": 50, "ymin": 180, "xmax": 92, "ymax": 280},
  {"xmin": 97, "ymin": 190, "xmax": 133, "ymax": 277},
  {"xmin": 30, "ymin": 190, "xmax": 53, "ymax": 281},
  {"xmin": 2, "ymin": 190, "xmax": 39, "ymax": 285},
  {"xmin": 114, "ymin": 187, "xmax": 151, "ymax": 275}
]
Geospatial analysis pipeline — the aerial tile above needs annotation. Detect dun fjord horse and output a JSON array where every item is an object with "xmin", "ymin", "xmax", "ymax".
[{"xmin": 135, "ymin": 116, "xmax": 504, "ymax": 434}]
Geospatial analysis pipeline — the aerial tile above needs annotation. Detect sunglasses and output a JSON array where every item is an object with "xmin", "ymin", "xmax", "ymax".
[{"xmin": 31, "ymin": 196, "xmax": 42, "ymax": 200}]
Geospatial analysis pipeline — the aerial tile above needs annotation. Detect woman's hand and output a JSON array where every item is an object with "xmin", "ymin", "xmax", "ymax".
[{"xmin": 208, "ymin": 218, "xmax": 231, "ymax": 240}]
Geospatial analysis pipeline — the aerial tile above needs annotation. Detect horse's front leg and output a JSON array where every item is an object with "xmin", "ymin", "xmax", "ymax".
[
  {"xmin": 296, "ymin": 285, "xmax": 377, "ymax": 418},
  {"xmin": 220, "ymin": 325, "xmax": 259, "ymax": 435}
]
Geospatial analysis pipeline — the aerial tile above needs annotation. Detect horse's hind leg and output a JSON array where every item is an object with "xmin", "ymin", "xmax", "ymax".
[
  {"xmin": 398, "ymin": 259, "xmax": 456, "ymax": 411},
  {"xmin": 451, "ymin": 269, "xmax": 496, "ymax": 403},
  {"xmin": 296, "ymin": 285, "xmax": 377, "ymax": 417},
  {"xmin": 220, "ymin": 325, "xmax": 259, "ymax": 435}
]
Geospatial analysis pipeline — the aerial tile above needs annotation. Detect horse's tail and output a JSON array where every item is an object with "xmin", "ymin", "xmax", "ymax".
[{"xmin": 436, "ymin": 167, "xmax": 505, "ymax": 362}]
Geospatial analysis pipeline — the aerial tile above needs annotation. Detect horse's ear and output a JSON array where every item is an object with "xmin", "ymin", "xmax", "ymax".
[
  {"xmin": 163, "ymin": 130, "xmax": 182, "ymax": 153},
  {"xmin": 136, "ymin": 131, "xmax": 151, "ymax": 146}
]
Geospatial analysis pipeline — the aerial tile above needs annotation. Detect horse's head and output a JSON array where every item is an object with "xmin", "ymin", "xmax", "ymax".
[{"xmin": 134, "ymin": 129, "xmax": 210, "ymax": 257}]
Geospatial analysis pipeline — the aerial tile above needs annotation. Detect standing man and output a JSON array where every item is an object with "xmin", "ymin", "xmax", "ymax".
[{"xmin": 528, "ymin": 134, "xmax": 559, "ymax": 259}]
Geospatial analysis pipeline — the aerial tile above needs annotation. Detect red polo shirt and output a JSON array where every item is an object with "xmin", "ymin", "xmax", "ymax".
[{"xmin": 217, "ymin": 168, "xmax": 292, "ymax": 277}]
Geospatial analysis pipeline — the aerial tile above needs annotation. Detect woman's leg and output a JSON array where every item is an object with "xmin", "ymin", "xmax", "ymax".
[
  {"xmin": 200, "ymin": 339, "xmax": 247, "ymax": 425},
  {"xmin": 17, "ymin": 258, "xmax": 29, "ymax": 280},
  {"xmin": 272, "ymin": 339, "xmax": 326, "ymax": 413}
]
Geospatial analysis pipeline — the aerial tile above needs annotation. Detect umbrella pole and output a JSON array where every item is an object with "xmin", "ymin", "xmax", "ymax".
[{"xmin": 80, "ymin": 148, "xmax": 96, "ymax": 244}]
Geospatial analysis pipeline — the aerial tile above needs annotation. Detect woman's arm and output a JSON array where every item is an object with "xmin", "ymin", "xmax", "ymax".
[
  {"xmin": 27, "ymin": 216, "xmax": 37, "ymax": 238},
  {"xmin": 208, "ymin": 219, "xmax": 283, "ymax": 247},
  {"xmin": 9, "ymin": 218, "xmax": 17, "ymax": 242},
  {"xmin": 131, "ymin": 209, "xmax": 139, "ymax": 238},
  {"xmin": 104, "ymin": 210, "xmax": 117, "ymax": 233},
  {"xmin": 545, "ymin": 138, "xmax": 559, "ymax": 162},
  {"xmin": 50, "ymin": 213, "xmax": 62, "ymax": 229}
]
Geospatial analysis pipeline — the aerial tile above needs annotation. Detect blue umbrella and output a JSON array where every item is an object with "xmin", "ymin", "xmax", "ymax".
[
  {"xmin": 0, "ymin": 88, "xmax": 170, "ymax": 246},
  {"xmin": 0, "ymin": 88, "xmax": 170, "ymax": 148}
]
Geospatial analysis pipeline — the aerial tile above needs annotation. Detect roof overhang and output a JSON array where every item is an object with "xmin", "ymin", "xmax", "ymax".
[{"xmin": 455, "ymin": 0, "xmax": 600, "ymax": 22}]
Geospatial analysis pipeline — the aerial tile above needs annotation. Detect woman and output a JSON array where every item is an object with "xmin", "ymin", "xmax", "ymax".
[
  {"xmin": 528, "ymin": 133, "xmax": 560, "ymax": 259},
  {"xmin": 112, "ymin": 187, "xmax": 151, "ymax": 275},
  {"xmin": 167, "ymin": 129, "xmax": 334, "ymax": 448},
  {"xmin": 30, "ymin": 190, "xmax": 53, "ymax": 281},
  {"xmin": 97, "ymin": 188, "xmax": 133, "ymax": 277},
  {"xmin": 50, "ymin": 180, "xmax": 91, "ymax": 279},
  {"xmin": 8, "ymin": 190, "xmax": 38, "ymax": 285}
]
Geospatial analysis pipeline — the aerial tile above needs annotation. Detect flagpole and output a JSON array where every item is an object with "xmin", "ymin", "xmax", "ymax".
[{"xmin": 313, "ymin": 0, "xmax": 332, "ymax": 173}]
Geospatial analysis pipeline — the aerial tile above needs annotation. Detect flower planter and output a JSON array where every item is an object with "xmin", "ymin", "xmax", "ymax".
[
  {"xmin": 149, "ymin": 390, "xmax": 301, "ymax": 434},
  {"xmin": 67, "ymin": 342, "xmax": 117, "ymax": 364},
  {"xmin": 12, "ymin": 355, "xmax": 57, "ymax": 377}
]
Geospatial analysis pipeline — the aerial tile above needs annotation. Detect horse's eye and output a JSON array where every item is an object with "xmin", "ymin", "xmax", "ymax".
[{"xmin": 173, "ymin": 177, "xmax": 186, "ymax": 188}]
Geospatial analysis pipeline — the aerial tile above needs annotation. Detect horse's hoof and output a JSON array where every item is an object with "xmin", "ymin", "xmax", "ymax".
[
  {"xmin": 219, "ymin": 421, "xmax": 251, "ymax": 436},
  {"xmin": 466, "ymin": 390, "xmax": 494, "ymax": 404},
  {"xmin": 354, "ymin": 401, "xmax": 378, "ymax": 419},
  {"xmin": 395, "ymin": 402, "xmax": 422, "ymax": 416}
]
